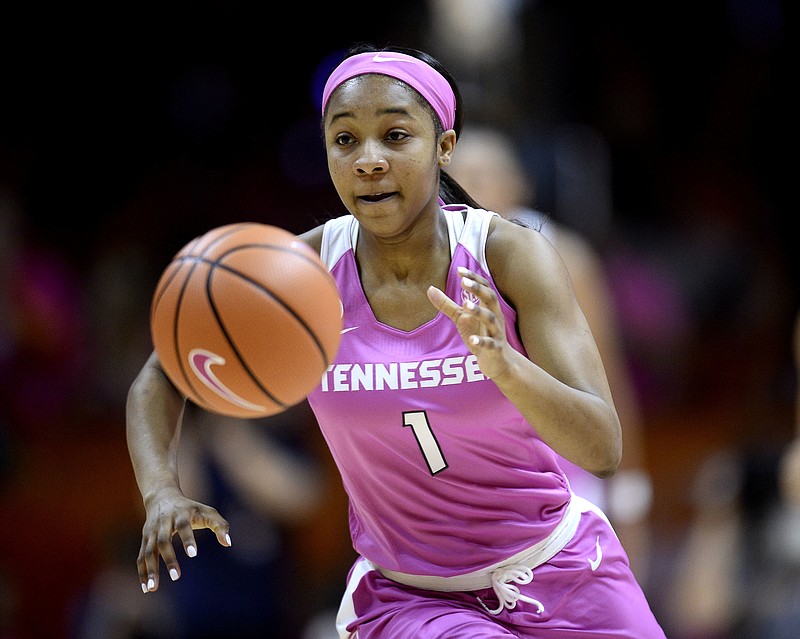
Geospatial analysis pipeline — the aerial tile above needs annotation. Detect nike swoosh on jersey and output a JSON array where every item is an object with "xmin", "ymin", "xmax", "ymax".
[
  {"xmin": 340, "ymin": 326, "xmax": 359, "ymax": 334},
  {"xmin": 588, "ymin": 536, "xmax": 603, "ymax": 572}
]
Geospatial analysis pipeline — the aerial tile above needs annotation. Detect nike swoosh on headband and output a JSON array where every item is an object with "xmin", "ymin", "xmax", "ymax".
[{"xmin": 372, "ymin": 53, "xmax": 416, "ymax": 63}]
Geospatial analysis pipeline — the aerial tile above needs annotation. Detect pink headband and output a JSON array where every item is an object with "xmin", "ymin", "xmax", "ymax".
[{"xmin": 321, "ymin": 51, "xmax": 456, "ymax": 131}]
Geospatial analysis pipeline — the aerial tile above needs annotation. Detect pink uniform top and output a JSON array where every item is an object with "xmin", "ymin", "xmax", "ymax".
[{"xmin": 306, "ymin": 206, "xmax": 572, "ymax": 577}]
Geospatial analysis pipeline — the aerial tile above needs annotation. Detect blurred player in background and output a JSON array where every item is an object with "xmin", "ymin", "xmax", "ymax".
[{"xmin": 447, "ymin": 125, "xmax": 654, "ymax": 582}]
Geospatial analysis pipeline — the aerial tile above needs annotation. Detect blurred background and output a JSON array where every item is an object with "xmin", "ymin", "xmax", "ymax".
[{"xmin": 0, "ymin": 1, "xmax": 794, "ymax": 637}]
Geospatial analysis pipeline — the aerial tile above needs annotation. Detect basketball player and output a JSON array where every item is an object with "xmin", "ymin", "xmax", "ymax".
[{"xmin": 127, "ymin": 44, "xmax": 667, "ymax": 637}]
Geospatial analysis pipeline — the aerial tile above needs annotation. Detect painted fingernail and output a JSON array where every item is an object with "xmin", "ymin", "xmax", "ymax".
[
  {"xmin": 457, "ymin": 266, "xmax": 469, "ymax": 275},
  {"xmin": 170, "ymin": 568, "xmax": 179, "ymax": 581},
  {"xmin": 187, "ymin": 545, "xmax": 197, "ymax": 557},
  {"xmin": 465, "ymin": 300, "xmax": 475, "ymax": 310},
  {"xmin": 469, "ymin": 335, "xmax": 480, "ymax": 346},
  {"xmin": 147, "ymin": 578, "xmax": 155, "ymax": 591},
  {"xmin": 141, "ymin": 582, "xmax": 148, "ymax": 594},
  {"xmin": 225, "ymin": 534, "xmax": 232, "ymax": 546},
  {"xmin": 462, "ymin": 277, "xmax": 474, "ymax": 288}
]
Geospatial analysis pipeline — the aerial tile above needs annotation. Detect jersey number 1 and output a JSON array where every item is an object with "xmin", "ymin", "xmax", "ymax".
[{"xmin": 403, "ymin": 410, "xmax": 448, "ymax": 475}]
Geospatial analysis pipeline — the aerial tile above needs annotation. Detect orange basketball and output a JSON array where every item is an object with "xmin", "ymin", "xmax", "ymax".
[{"xmin": 150, "ymin": 222, "xmax": 342, "ymax": 418}]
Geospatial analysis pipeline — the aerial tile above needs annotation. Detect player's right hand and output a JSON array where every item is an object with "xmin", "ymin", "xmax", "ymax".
[{"xmin": 137, "ymin": 486, "xmax": 231, "ymax": 593}]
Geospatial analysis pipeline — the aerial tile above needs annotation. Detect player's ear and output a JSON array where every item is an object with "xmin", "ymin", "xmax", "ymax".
[{"xmin": 438, "ymin": 130, "xmax": 456, "ymax": 167}]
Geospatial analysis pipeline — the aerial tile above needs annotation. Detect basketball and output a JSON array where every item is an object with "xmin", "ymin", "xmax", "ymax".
[{"xmin": 150, "ymin": 222, "xmax": 342, "ymax": 418}]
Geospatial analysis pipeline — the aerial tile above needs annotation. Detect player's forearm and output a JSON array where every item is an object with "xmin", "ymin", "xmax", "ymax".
[
  {"xmin": 491, "ymin": 348, "xmax": 622, "ymax": 478},
  {"xmin": 126, "ymin": 352, "xmax": 187, "ymax": 504}
]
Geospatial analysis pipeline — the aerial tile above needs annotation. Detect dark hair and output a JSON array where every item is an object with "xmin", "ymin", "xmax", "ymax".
[{"xmin": 330, "ymin": 43, "xmax": 482, "ymax": 209}]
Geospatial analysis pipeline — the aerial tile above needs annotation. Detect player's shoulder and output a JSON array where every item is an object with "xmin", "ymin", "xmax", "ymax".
[
  {"xmin": 486, "ymin": 213, "xmax": 571, "ymax": 301},
  {"xmin": 298, "ymin": 216, "xmax": 348, "ymax": 256},
  {"xmin": 487, "ymin": 214, "xmax": 560, "ymax": 265},
  {"xmin": 298, "ymin": 226, "xmax": 323, "ymax": 254}
]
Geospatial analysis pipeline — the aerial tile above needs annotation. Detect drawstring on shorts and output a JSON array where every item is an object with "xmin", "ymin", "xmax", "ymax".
[{"xmin": 477, "ymin": 564, "xmax": 545, "ymax": 615}]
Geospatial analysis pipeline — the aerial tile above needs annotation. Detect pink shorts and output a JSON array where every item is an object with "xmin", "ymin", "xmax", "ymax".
[{"xmin": 335, "ymin": 504, "xmax": 667, "ymax": 639}]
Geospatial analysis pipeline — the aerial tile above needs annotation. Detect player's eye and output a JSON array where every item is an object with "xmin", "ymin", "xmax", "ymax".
[
  {"xmin": 334, "ymin": 133, "xmax": 355, "ymax": 146},
  {"xmin": 386, "ymin": 130, "xmax": 409, "ymax": 142}
]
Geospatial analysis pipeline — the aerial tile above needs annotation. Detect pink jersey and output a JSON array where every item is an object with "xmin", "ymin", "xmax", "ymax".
[{"xmin": 307, "ymin": 206, "xmax": 572, "ymax": 577}]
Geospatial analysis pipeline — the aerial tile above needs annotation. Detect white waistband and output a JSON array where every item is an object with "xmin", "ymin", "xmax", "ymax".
[{"xmin": 372, "ymin": 495, "xmax": 582, "ymax": 592}]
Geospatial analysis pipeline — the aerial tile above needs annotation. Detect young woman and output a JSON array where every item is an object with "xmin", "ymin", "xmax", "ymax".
[{"xmin": 127, "ymin": 43, "xmax": 668, "ymax": 638}]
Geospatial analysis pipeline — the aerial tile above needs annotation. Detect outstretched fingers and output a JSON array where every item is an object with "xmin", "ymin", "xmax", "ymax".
[
  {"xmin": 427, "ymin": 267, "xmax": 516, "ymax": 378},
  {"xmin": 457, "ymin": 267, "xmax": 505, "ymax": 343},
  {"xmin": 448, "ymin": 267, "xmax": 515, "ymax": 381},
  {"xmin": 138, "ymin": 501, "xmax": 231, "ymax": 593}
]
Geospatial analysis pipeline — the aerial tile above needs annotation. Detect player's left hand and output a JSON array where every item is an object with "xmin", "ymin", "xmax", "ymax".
[{"xmin": 427, "ymin": 266, "xmax": 512, "ymax": 380}]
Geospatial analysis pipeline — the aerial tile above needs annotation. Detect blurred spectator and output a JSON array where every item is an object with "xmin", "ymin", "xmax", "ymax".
[
  {"xmin": 778, "ymin": 310, "xmax": 800, "ymax": 508},
  {"xmin": 662, "ymin": 310, "xmax": 800, "ymax": 638},
  {"xmin": 0, "ymin": 186, "xmax": 99, "ymax": 638},
  {"xmin": 665, "ymin": 443, "xmax": 800, "ymax": 639},
  {"xmin": 0, "ymin": 188, "xmax": 89, "ymax": 437},
  {"xmin": 665, "ymin": 447, "xmax": 746, "ymax": 638}
]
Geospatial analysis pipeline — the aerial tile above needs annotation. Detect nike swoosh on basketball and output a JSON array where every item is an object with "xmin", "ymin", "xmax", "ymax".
[
  {"xmin": 340, "ymin": 326, "xmax": 359, "ymax": 334},
  {"xmin": 189, "ymin": 348, "xmax": 267, "ymax": 412},
  {"xmin": 588, "ymin": 536, "xmax": 603, "ymax": 572}
]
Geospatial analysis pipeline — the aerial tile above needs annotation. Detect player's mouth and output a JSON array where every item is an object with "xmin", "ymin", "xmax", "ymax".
[{"xmin": 358, "ymin": 192, "xmax": 397, "ymax": 203}]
